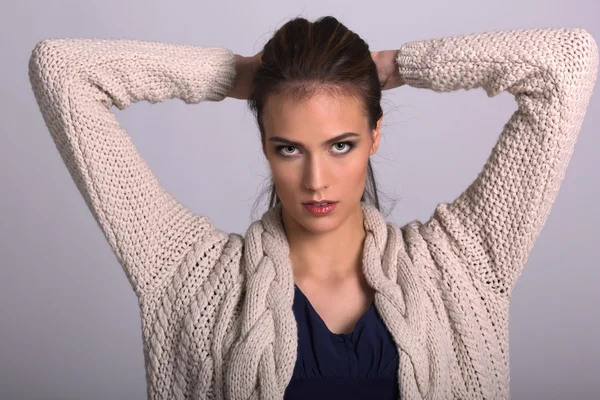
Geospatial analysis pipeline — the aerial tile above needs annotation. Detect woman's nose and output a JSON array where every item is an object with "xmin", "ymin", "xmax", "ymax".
[{"xmin": 303, "ymin": 156, "xmax": 329, "ymax": 192}]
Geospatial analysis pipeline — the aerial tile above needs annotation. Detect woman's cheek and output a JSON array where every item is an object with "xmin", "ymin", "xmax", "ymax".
[
  {"xmin": 272, "ymin": 162, "xmax": 299, "ymax": 196},
  {"xmin": 340, "ymin": 153, "xmax": 367, "ymax": 185}
]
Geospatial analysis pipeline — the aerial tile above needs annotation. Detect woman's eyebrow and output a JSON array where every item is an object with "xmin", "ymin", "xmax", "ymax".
[{"xmin": 268, "ymin": 132, "xmax": 360, "ymax": 147}]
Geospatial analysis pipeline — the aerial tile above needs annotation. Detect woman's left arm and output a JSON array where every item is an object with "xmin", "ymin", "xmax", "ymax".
[{"xmin": 396, "ymin": 28, "xmax": 598, "ymax": 296}]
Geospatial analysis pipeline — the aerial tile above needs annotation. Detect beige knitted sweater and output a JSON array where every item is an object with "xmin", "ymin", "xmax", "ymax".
[{"xmin": 28, "ymin": 27, "xmax": 598, "ymax": 400}]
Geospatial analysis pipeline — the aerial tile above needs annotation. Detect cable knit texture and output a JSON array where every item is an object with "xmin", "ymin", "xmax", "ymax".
[{"xmin": 28, "ymin": 28, "xmax": 598, "ymax": 400}]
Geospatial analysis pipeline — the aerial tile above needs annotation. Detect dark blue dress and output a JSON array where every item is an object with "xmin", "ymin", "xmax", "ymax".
[{"xmin": 284, "ymin": 284, "xmax": 400, "ymax": 399}]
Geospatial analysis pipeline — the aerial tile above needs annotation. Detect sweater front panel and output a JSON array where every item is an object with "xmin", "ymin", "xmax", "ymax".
[{"xmin": 139, "ymin": 202, "xmax": 511, "ymax": 400}]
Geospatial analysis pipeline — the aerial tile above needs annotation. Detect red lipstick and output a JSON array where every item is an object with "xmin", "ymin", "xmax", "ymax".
[{"xmin": 302, "ymin": 201, "xmax": 338, "ymax": 216}]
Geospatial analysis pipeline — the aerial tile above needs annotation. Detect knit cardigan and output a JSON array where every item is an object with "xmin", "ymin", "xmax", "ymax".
[{"xmin": 28, "ymin": 28, "xmax": 598, "ymax": 400}]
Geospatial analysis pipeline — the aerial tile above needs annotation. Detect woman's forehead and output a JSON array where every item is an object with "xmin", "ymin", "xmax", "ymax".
[{"xmin": 263, "ymin": 92, "xmax": 368, "ymax": 136}]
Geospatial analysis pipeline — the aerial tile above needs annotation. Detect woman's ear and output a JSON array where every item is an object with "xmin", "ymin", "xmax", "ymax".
[{"xmin": 369, "ymin": 116, "xmax": 382, "ymax": 156}]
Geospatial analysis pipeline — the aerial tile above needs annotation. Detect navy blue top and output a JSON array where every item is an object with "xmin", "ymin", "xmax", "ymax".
[{"xmin": 284, "ymin": 284, "xmax": 400, "ymax": 399}]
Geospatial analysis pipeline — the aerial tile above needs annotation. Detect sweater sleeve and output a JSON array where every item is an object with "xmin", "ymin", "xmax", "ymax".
[
  {"xmin": 397, "ymin": 28, "xmax": 599, "ymax": 295},
  {"xmin": 28, "ymin": 38, "xmax": 237, "ymax": 296}
]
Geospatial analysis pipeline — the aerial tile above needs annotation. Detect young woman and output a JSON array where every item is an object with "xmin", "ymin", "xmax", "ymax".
[{"xmin": 28, "ymin": 16, "xmax": 598, "ymax": 400}]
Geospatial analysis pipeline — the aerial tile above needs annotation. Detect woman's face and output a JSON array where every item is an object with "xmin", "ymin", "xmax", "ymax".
[{"xmin": 262, "ymin": 90, "xmax": 381, "ymax": 235}]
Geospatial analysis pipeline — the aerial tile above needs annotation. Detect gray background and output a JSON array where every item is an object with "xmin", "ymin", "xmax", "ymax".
[{"xmin": 1, "ymin": 0, "xmax": 598, "ymax": 399}]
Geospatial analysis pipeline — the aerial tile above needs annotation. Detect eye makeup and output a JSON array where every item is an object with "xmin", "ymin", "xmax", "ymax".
[{"xmin": 275, "ymin": 141, "xmax": 357, "ymax": 157}]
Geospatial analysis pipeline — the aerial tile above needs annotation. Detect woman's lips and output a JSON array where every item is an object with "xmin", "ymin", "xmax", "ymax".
[{"xmin": 303, "ymin": 202, "xmax": 337, "ymax": 216}]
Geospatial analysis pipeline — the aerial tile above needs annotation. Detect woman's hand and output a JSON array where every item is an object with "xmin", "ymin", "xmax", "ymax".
[
  {"xmin": 371, "ymin": 49, "xmax": 405, "ymax": 90},
  {"xmin": 227, "ymin": 50, "xmax": 263, "ymax": 100}
]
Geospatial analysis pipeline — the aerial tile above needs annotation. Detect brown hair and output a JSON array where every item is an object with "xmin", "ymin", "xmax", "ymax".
[{"xmin": 248, "ymin": 16, "xmax": 395, "ymax": 217}]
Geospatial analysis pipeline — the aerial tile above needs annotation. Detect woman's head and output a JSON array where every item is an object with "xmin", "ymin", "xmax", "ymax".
[{"xmin": 248, "ymin": 16, "xmax": 385, "ymax": 234}]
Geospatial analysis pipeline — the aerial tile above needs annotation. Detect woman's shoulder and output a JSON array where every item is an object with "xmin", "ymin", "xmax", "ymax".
[
  {"xmin": 206, "ymin": 230, "xmax": 246, "ymax": 281},
  {"xmin": 155, "ymin": 229, "xmax": 246, "ymax": 299}
]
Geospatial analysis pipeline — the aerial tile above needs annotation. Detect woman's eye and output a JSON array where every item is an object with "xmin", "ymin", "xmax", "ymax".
[
  {"xmin": 278, "ymin": 146, "xmax": 299, "ymax": 156},
  {"xmin": 331, "ymin": 142, "xmax": 354, "ymax": 154}
]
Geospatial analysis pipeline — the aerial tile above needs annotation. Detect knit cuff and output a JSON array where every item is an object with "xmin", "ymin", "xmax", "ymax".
[
  {"xmin": 396, "ymin": 41, "xmax": 434, "ymax": 89},
  {"xmin": 202, "ymin": 47, "xmax": 237, "ymax": 101}
]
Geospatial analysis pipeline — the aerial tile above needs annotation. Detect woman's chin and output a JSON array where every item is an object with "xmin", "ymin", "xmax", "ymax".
[
  {"xmin": 296, "ymin": 211, "xmax": 342, "ymax": 234},
  {"xmin": 281, "ymin": 202, "xmax": 347, "ymax": 235}
]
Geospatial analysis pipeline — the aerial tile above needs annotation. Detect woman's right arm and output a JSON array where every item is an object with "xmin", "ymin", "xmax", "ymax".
[{"xmin": 28, "ymin": 38, "xmax": 238, "ymax": 296}]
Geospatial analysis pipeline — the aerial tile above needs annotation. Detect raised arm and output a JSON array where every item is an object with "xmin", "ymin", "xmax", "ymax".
[
  {"xmin": 28, "ymin": 38, "xmax": 237, "ymax": 296},
  {"xmin": 396, "ymin": 28, "xmax": 598, "ymax": 295}
]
